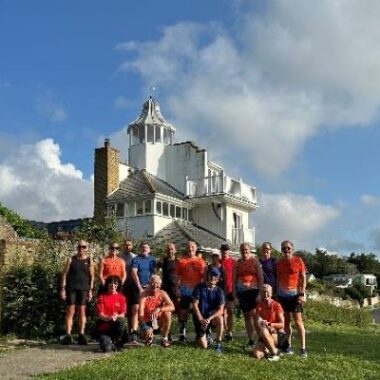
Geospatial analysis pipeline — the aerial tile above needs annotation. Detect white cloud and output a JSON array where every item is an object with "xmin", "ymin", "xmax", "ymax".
[
  {"xmin": 0, "ymin": 139, "xmax": 92, "ymax": 222},
  {"xmin": 117, "ymin": 0, "xmax": 380, "ymax": 177},
  {"xmin": 361, "ymin": 194, "xmax": 380, "ymax": 206},
  {"xmin": 254, "ymin": 192, "xmax": 340, "ymax": 251}
]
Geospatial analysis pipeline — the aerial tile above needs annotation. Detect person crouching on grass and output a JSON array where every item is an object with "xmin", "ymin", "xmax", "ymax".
[
  {"xmin": 192, "ymin": 269, "xmax": 225, "ymax": 354},
  {"xmin": 139, "ymin": 275, "xmax": 175, "ymax": 347},
  {"xmin": 94, "ymin": 276, "xmax": 127, "ymax": 353},
  {"xmin": 251, "ymin": 284, "xmax": 289, "ymax": 361}
]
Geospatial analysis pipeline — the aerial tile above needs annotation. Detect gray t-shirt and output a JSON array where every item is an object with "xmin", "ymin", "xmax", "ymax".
[{"xmin": 121, "ymin": 251, "xmax": 137, "ymax": 283}]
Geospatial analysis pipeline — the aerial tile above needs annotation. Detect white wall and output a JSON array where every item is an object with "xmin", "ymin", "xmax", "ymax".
[
  {"xmin": 196, "ymin": 203, "xmax": 226, "ymax": 237},
  {"xmin": 119, "ymin": 162, "xmax": 131, "ymax": 182},
  {"xmin": 164, "ymin": 144, "xmax": 207, "ymax": 194},
  {"xmin": 128, "ymin": 141, "xmax": 207, "ymax": 195}
]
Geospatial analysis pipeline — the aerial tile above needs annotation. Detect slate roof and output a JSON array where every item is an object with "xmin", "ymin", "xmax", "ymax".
[
  {"xmin": 152, "ymin": 220, "xmax": 228, "ymax": 251},
  {"xmin": 107, "ymin": 169, "xmax": 184, "ymax": 202}
]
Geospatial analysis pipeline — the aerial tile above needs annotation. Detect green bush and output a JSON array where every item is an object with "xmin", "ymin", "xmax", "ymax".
[{"xmin": 2, "ymin": 263, "xmax": 65, "ymax": 338}]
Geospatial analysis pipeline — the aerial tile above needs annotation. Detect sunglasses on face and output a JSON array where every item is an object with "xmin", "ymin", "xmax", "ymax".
[
  {"xmin": 111, "ymin": 247, "xmax": 119, "ymax": 251},
  {"xmin": 281, "ymin": 246, "xmax": 292, "ymax": 251},
  {"xmin": 77, "ymin": 245, "xmax": 87, "ymax": 249}
]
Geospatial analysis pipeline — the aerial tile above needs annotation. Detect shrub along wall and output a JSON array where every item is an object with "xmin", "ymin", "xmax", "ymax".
[{"xmin": 0, "ymin": 239, "xmax": 106, "ymax": 338}]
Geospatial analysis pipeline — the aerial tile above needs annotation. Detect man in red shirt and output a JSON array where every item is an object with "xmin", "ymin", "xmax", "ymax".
[
  {"xmin": 220, "ymin": 244, "xmax": 235, "ymax": 341},
  {"xmin": 252, "ymin": 284, "xmax": 288, "ymax": 361},
  {"xmin": 94, "ymin": 276, "xmax": 127, "ymax": 352}
]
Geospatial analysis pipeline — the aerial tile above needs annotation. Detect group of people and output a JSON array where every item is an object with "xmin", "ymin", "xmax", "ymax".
[{"xmin": 60, "ymin": 238, "xmax": 307, "ymax": 360}]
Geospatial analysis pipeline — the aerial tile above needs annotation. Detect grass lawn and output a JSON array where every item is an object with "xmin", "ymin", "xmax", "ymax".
[{"xmin": 37, "ymin": 320, "xmax": 380, "ymax": 380}]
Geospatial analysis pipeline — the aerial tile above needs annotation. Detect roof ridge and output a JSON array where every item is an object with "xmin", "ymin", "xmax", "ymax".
[
  {"xmin": 142, "ymin": 170, "xmax": 184, "ymax": 197},
  {"xmin": 141, "ymin": 170, "xmax": 156, "ymax": 193},
  {"xmin": 175, "ymin": 220, "xmax": 197, "ymax": 243}
]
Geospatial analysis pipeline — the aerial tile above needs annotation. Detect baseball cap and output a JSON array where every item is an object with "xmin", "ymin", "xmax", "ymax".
[
  {"xmin": 211, "ymin": 249, "xmax": 221, "ymax": 258},
  {"xmin": 209, "ymin": 268, "xmax": 221, "ymax": 277}
]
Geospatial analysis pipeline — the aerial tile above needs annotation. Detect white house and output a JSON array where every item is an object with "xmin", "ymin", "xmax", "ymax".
[
  {"xmin": 94, "ymin": 97, "xmax": 258, "ymax": 250},
  {"xmin": 323, "ymin": 273, "xmax": 378, "ymax": 294}
]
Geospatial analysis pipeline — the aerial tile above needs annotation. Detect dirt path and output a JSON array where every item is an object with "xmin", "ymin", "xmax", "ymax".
[{"xmin": 0, "ymin": 342, "xmax": 110, "ymax": 380}]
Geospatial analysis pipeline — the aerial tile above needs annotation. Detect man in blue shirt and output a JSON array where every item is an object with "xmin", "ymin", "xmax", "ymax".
[
  {"xmin": 129, "ymin": 242, "xmax": 157, "ymax": 343},
  {"xmin": 192, "ymin": 268, "xmax": 225, "ymax": 354}
]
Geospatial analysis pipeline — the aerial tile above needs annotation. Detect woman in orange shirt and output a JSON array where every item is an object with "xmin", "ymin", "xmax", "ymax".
[
  {"xmin": 233, "ymin": 243, "xmax": 263, "ymax": 350},
  {"xmin": 99, "ymin": 242, "xmax": 127, "ymax": 294}
]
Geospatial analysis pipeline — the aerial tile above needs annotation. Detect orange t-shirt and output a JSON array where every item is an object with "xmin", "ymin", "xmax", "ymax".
[
  {"xmin": 175, "ymin": 256, "xmax": 206, "ymax": 288},
  {"xmin": 102, "ymin": 256, "xmax": 126, "ymax": 280},
  {"xmin": 142, "ymin": 290, "xmax": 165, "ymax": 322},
  {"xmin": 236, "ymin": 257, "xmax": 259, "ymax": 289},
  {"xmin": 255, "ymin": 299, "xmax": 284, "ymax": 324},
  {"xmin": 277, "ymin": 256, "xmax": 305, "ymax": 292}
]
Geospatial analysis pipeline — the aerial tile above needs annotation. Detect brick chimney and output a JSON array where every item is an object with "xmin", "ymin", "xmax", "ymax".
[{"xmin": 93, "ymin": 138, "xmax": 120, "ymax": 223}]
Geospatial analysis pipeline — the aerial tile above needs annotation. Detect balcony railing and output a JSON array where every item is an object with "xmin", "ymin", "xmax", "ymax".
[
  {"xmin": 231, "ymin": 227, "xmax": 255, "ymax": 246},
  {"xmin": 186, "ymin": 174, "xmax": 256, "ymax": 203}
]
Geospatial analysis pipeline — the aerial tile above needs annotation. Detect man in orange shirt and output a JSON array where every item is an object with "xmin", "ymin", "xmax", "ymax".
[
  {"xmin": 139, "ymin": 275, "xmax": 175, "ymax": 347},
  {"xmin": 277, "ymin": 240, "xmax": 307, "ymax": 357},
  {"xmin": 175, "ymin": 240, "xmax": 206, "ymax": 343}
]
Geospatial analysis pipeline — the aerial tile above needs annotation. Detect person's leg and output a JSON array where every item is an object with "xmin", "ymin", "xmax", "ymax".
[
  {"xmin": 65, "ymin": 305, "xmax": 76, "ymax": 335},
  {"xmin": 256, "ymin": 320, "xmax": 277, "ymax": 355},
  {"xmin": 214, "ymin": 315, "xmax": 224, "ymax": 342},
  {"xmin": 284, "ymin": 311, "xmax": 292, "ymax": 345},
  {"xmin": 77, "ymin": 305, "xmax": 87, "ymax": 335},
  {"xmin": 130, "ymin": 304, "xmax": 140, "ymax": 342},
  {"xmin": 178, "ymin": 296, "xmax": 191, "ymax": 340},
  {"xmin": 293, "ymin": 312, "xmax": 306, "ymax": 350},
  {"xmin": 243, "ymin": 311, "xmax": 255, "ymax": 341},
  {"xmin": 109, "ymin": 318, "xmax": 126, "ymax": 342},
  {"xmin": 159, "ymin": 311, "xmax": 172, "ymax": 339},
  {"xmin": 224, "ymin": 296, "xmax": 234, "ymax": 338}
]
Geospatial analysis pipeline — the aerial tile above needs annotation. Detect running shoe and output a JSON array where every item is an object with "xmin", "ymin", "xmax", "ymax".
[
  {"xmin": 300, "ymin": 348, "xmax": 308, "ymax": 358},
  {"xmin": 60, "ymin": 334, "xmax": 73, "ymax": 345},
  {"xmin": 77, "ymin": 334, "xmax": 88, "ymax": 345},
  {"xmin": 161, "ymin": 338, "xmax": 171, "ymax": 348},
  {"xmin": 282, "ymin": 346, "xmax": 294, "ymax": 355},
  {"xmin": 224, "ymin": 332, "xmax": 233, "ymax": 341},
  {"xmin": 267, "ymin": 354, "xmax": 280, "ymax": 362},
  {"xmin": 206, "ymin": 334, "xmax": 214, "ymax": 347},
  {"xmin": 214, "ymin": 342, "xmax": 223, "ymax": 355}
]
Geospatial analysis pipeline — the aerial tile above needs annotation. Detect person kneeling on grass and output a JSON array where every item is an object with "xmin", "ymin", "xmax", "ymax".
[
  {"xmin": 139, "ymin": 274, "xmax": 175, "ymax": 347},
  {"xmin": 251, "ymin": 284, "xmax": 289, "ymax": 361},
  {"xmin": 192, "ymin": 269, "xmax": 225, "ymax": 354},
  {"xmin": 94, "ymin": 276, "xmax": 127, "ymax": 352}
]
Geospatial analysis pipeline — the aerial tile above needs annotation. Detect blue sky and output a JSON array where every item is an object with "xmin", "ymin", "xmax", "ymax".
[{"xmin": 1, "ymin": 0, "xmax": 380, "ymax": 256}]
